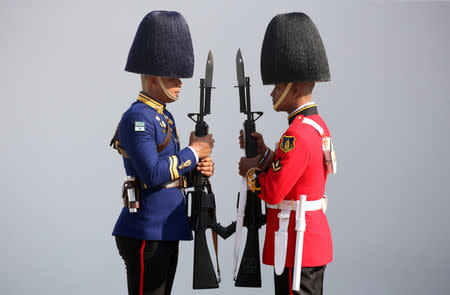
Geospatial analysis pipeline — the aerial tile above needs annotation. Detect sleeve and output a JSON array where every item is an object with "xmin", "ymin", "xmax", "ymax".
[
  {"xmin": 119, "ymin": 112, "xmax": 198, "ymax": 187},
  {"xmin": 258, "ymin": 148, "xmax": 275, "ymax": 171},
  {"xmin": 246, "ymin": 129, "xmax": 310, "ymax": 205},
  {"xmin": 187, "ymin": 146, "xmax": 199, "ymax": 163}
]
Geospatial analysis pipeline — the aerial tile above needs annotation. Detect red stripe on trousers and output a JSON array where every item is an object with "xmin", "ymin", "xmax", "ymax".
[
  {"xmin": 289, "ymin": 267, "xmax": 293, "ymax": 295},
  {"xmin": 139, "ymin": 240, "xmax": 146, "ymax": 295}
]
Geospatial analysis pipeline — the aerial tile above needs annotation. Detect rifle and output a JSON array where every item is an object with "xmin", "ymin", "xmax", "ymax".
[
  {"xmin": 186, "ymin": 50, "xmax": 236, "ymax": 289},
  {"xmin": 232, "ymin": 49, "xmax": 266, "ymax": 287}
]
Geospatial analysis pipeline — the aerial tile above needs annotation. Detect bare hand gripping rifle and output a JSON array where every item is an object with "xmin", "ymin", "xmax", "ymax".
[
  {"xmin": 232, "ymin": 49, "xmax": 266, "ymax": 287},
  {"xmin": 187, "ymin": 50, "xmax": 236, "ymax": 289}
]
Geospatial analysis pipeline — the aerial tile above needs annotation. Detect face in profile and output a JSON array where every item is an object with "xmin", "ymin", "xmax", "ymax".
[
  {"xmin": 161, "ymin": 77, "xmax": 183, "ymax": 99},
  {"xmin": 271, "ymin": 83, "xmax": 291, "ymax": 111}
]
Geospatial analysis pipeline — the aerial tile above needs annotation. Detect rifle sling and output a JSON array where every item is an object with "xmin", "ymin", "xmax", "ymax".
[
  {"xmin": 211, "ymin": 230, "xmax": 221, "ymax": 282},
  {"xmin": 110, "ymin": 123, "xmax": 172, "ymax": 159},
  {"xmin": 207, "ymin": 180, "xmax": 221, "ymax": 282}
]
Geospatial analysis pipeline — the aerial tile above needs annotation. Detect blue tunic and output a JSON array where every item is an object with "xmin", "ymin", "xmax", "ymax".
[{"xmin": 112, "ymin": 92, "xmax": 197, "ymax": 241}]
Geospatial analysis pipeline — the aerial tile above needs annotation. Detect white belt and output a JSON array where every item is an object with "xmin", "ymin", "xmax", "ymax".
[
  {"xmin": 270, "ymin": 195, "xmax": 328, "ymax": 289},
  {"xmin": 266, "ymin": 196, "xmax": 327, "ymax": 213}
]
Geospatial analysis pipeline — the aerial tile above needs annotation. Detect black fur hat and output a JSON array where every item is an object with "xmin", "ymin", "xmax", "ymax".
[
  {"xmin": 125, "ymin": 11, "xmax": 194, "ymax": 78},
  {"xmin": 260, "ymin": 12, "xmax": 330, "ymax": 85}
]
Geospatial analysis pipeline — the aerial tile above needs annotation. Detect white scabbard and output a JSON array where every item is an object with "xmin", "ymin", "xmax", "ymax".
[
  {"xmin": 274, "ymin": 209, "xmax": 290, "ymax": 275},
  {"xmin": 232, "ymin": 177, "xmax": 248, "ymax": 280},
  {"xmin": 292, "ymin": 195, "xmax": 307, "ymax": 291}
]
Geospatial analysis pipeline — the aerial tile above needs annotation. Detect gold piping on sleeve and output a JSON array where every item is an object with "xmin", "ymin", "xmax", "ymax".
[
  {"xmin": 168, "ymin": 156, "xmax": 175, "ymax": 180},
  {"xmin": 172, "ymin": 156, "xmax": 179, "ymax": 179}
]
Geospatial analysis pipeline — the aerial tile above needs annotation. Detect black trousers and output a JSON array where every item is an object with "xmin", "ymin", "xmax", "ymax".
[
  {"xmin": 274, "ymin": 265, "xmax": 326, "ymax": 295},
  {"xmin": 115, "ymin": 236, "xmax": 179, "ymax": 295}
]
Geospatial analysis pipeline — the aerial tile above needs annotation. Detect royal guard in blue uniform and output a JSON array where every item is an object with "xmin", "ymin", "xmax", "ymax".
[
  {"xmin": 238, "ymin": 13, "xmax": 337, "ymax": 295},
  {"xmin": 111, "ymin": 11, "xmax": 214, "ymax": 295}
]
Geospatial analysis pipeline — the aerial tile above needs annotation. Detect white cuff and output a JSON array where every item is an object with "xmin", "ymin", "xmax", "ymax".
[{"xmin": 187, "ymin": 146, "xmax": 199, "ymax": 164}]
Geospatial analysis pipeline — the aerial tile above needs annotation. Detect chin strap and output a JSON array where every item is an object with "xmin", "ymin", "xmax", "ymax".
[
  {"xmin": 156, "ymin": 76, "xmax": 178, "ymax": 101},
  {"xmin": 273, "ymin": 82, "xmax": 293, "ymax": 111}
]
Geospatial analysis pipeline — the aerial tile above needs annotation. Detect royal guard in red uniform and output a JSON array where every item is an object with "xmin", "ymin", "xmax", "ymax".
[{"xmin": 238, "ymin": 13, "xmax": 337, "ymax": 295}]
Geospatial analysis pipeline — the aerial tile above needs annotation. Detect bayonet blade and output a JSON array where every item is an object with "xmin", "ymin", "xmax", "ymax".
[
  {"xmin": 205, "ymin": 50, "xmax": 214, "ymax": 88},
  {"xmin": 236, "ymin": 49, "xmax": 247, "ymax": 113},
  {"xmin": 236, "ymin": 49, "xmax": 245, "ymax": 87},
  {"xmin": 204, "ymin": 50, "xmax": 214, "ymax": 114}
]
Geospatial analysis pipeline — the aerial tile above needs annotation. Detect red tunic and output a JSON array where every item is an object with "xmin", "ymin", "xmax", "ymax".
[{"xmin": 253, "ymin": 112, "xmax": 333, "ymax": 267}]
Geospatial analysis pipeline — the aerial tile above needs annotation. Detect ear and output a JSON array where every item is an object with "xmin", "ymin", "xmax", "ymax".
[
  {"xmin": 149, "ymin": 76, "xmax": 158, "ymax": 87},
  {"xmin": 291, "ymin": 84, "xmax": 299, "ymax": 95}
]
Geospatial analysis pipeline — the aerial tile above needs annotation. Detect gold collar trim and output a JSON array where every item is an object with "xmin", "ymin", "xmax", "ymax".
[
  {"xmin": 288, "ymin": 104, "xmax": 317, "ymax": 121},
  {"xmin": 137, "ymin": 92, "xmax": 165, "ymax": 114}
]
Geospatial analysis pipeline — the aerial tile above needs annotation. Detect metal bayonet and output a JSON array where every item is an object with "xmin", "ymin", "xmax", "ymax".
[
  {"xmin": 204, "ymin": 50, "xmax": 214, "ymax": 114},
  {"xmin": 236, "ymin": 49, "xmax": 247, "ymax": 113},
  {"xmin": 236, "ymin": 49, "xmax": 245, "ymax": 87},
  {"xmin": 205, "ymin": 50, "xmax": 214, "ymax": 88}
]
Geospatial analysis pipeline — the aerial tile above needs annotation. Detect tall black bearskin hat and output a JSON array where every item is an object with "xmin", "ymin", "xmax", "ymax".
[
  {"xmin": 260, "ymin": 12, "xmax": 330, "ymax": 85},
  {"xmin": 125, "ymin": 11, "xmax": 194, "ymax": 78}
]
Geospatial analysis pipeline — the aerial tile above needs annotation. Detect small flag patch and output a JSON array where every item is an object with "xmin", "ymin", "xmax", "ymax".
[{"xmin": 135, "ymin": 121, "xmax": 145, "ymax": 131}]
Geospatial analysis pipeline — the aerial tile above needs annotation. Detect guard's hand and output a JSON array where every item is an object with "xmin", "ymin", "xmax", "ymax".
[
  {"xmin": 197, "ymin": 156, "xmax": 214, "ymax": 177},
  {"xmin": 189, "ymin": 132, "xmax": 214, "ymax": 159},
  {"xmin": 239, "ymin": 130, "xmax": 267, "ymax": 155},
  {"xmin": 238, "ymin": 155, "xmax": 262, "ymax": 177}
]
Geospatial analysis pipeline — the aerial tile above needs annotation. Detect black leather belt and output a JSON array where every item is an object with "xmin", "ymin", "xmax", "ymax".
[
  {"xmin": 151, "ymin": 177, "xmax": 185, "ymax": 190},
  {"xmin": 164, "ymin": 178, "xmax": 182, "ymax": 189}
]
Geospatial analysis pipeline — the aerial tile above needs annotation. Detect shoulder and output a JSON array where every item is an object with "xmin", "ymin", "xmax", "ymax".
[
  {"xmin": 279, "ymin": 115, "xmax": 324, "ymax": 152},
  {"xmin": 289, "ymin": 114, "xmax": 330, "ymax": 137},
  {"xmin": 285, "ymin": 115, "xmax": 313, "ymax": 138},
  {"xmin": 278, "ymin": 119, "xmax": 309, "ymax": 154},
  {"xmin": 121, "ymin": 102, "xmax": 158, "ymax": 126},
  {"xmin": 118, "ymin": 103, "xmax": 159, "ymax": 136}
]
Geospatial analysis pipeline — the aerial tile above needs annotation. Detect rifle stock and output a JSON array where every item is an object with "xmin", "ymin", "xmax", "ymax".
[
  {"xmin": 235, "ymin": 192, "xmax": 266, "ymax": 287},
  {"xmin": 235, "ymin": 225, "xmax": 261, "ymax": 287},
  {"xmin": 190, "ymin": 188, "xmax": 220, "ymax": 289},
  {"xmin": 193, "ymin": 229, "xmax": 218, "ymax": 288},
  {"xmin": 211, "ymin": 221, "xmax": 237, "ymax": 239}
]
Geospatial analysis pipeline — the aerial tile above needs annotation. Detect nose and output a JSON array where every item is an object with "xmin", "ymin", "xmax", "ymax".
[{"xmin": 270, "ymin": 87, "xmax": 276, "ymax": 98}]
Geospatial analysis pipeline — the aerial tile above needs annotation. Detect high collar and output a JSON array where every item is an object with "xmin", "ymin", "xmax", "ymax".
[
  {"xmin": 137, "ymin": 92, "xmax": 165, "ymax": 114},
  {"xmin": 288, "ymin": 102, "xmax": 318, "ymax": 125}
]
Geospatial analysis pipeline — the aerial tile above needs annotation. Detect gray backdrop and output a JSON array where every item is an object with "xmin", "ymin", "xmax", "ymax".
[{"xmin": 1, "ymin": 0, "xmax": 449, "ymax": 294}]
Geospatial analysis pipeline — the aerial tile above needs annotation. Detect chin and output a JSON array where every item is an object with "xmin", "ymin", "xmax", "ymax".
[{"xmin": 273, "ymin": 104, "xmax": 284, "ymax": 112}]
